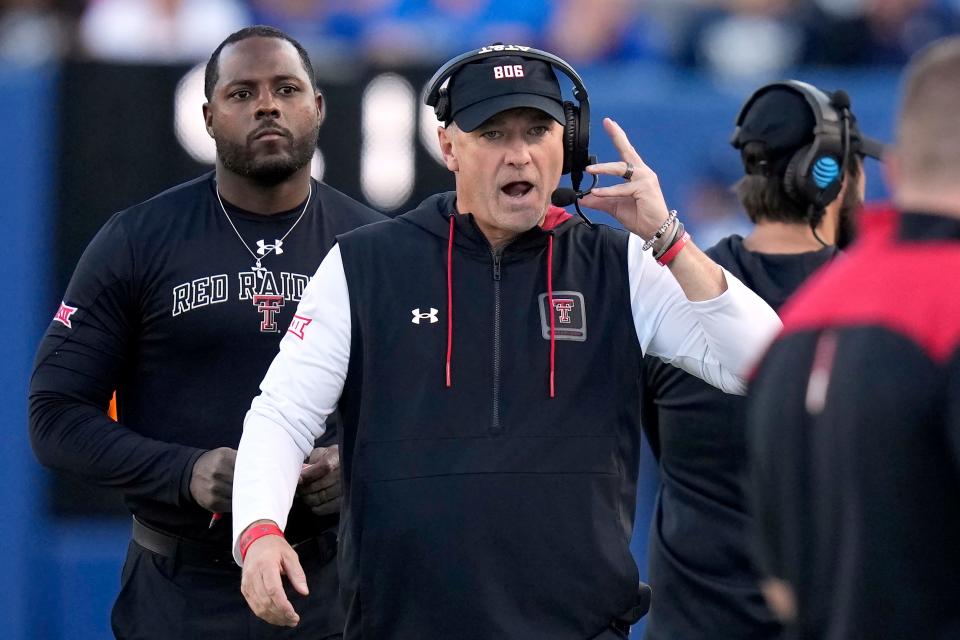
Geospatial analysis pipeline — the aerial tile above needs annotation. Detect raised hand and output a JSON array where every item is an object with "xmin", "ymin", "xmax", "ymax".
[{"xmin": 579, "ymin": 117, "xmax": 673, "ymax": 240}]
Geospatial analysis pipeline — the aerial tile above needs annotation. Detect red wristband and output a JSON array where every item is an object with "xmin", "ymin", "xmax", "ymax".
[
  {"xmin": 657, "ymin": 231, "xmax": 690, "ymax": 267},
  {"xmin": 239, "ymin": 522, "xmax": 284, "ymax": 561}
]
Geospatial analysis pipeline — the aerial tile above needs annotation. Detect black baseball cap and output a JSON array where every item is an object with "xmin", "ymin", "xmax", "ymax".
[
  {"xmin": 734, "ymin": 86, "xmax": 884, "ymax": 175},
  {"xmin": 446, "ymin": 56, "xmax": 565, "ymax": 132}
]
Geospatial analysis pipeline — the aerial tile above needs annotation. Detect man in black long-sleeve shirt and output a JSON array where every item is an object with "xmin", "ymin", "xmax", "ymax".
[
  {"xmin": 641, "ymin": 80, "xmax": 881, "ymax": 639},
  {"xmin": 28, "ymin": 26, "xmax": 383, "ymax": 639}
]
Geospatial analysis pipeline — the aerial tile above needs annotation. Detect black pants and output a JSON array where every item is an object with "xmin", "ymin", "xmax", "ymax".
[{"xmin": 111, "ymin": 540, "xmax": 343, "ymax": 640}]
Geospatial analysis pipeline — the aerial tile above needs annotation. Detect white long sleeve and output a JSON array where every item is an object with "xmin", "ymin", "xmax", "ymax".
[
  {"xmin": 232, "ymin": 245, "xmax": 352, "ymax": 564},
  {"xmin": 628, "ymin": 234, "xmax": 782, "ymax": 394},
  {"xmin": 231, "ymin": 234, "xmax": 782, "ymax": 562}
]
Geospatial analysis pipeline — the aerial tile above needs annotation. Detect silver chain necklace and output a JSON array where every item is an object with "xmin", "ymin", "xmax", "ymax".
[{"xmin": 215, "ymin": 183, "xmax": 313, "ymax": 277}]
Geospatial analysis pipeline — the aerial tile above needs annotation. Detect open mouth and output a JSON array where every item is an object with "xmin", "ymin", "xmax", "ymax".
[{"xmin": 501, "ymin": 181, "xmax": 534, "ymax": 198}]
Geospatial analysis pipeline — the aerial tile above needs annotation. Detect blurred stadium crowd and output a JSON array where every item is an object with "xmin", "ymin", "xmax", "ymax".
[
  {"xmin": 5, "ymin": 0, "xmax": 950, "ymax": 274},
  {"xmin": 2, "ymin": 0, "xmax": 959, "ymax": 74}
]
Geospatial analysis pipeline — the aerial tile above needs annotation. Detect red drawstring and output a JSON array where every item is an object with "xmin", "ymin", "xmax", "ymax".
[
  {"xmin": 547, "ymin": 234, "xmax": 556, "ymax": 398},
  {"xmin": 542, "ymin": 206, "xmax": 569, "ymax": 399},
  {"xmin": 445, "ymin": 215, "xmax": 454, "ymax": 387}
]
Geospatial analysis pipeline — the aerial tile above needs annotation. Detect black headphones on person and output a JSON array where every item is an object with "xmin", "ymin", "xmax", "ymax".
[
  {"xmin": 424, "ymin": 44, "xmax": 594, "ymax": 210},
  {"xmin": 731, "ymin": 80, "xmax": 852, "ymax": 211}
]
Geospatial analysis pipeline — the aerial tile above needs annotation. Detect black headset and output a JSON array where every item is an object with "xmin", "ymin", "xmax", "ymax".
[
  {"xmin": 424, "ymin": 44, "xmax": 592, "ymax": 195},
  {"xmin": 731, "ymin": 80, "xmax": 852, "ymax": 210}
]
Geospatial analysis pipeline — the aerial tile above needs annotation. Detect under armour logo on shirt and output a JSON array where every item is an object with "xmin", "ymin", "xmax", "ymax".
[
  {"xmin": 411, "ymin": 308, "xmax": 439, "ymax": 324},
  {"xmin": 256, "ymin": 239, "xmax": 284, "ymax": 256}
]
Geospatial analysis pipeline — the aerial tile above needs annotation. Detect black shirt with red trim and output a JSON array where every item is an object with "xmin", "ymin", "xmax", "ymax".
[
  {"xmin": 29, "ymin": 172, "xmax": 384, "ymax": 543},
  {"xmin": 747, "ymin": 211, "xmax": 960, "ymax": 639},
  {"xmin": 641, "ymin": 235, "xmax": 836, "ymax": 640}
]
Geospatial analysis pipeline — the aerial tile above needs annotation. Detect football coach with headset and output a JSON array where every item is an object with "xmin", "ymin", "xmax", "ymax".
[
  {"xmin": 231, "ymin": 44, "xmax": 782, "ymax": 639},
  {"xmin": 641, "ymin": 80, "xmax": 882, "ymax": 640}
]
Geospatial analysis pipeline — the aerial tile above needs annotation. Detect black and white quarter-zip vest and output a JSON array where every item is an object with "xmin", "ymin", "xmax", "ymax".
[{"xmin": 336, "ymin": 192, "xmax": 646, "ymax": 640}]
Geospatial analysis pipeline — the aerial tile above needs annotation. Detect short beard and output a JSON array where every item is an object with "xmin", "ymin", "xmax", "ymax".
[
  {"xmin": 835, "ymin": 181, "xmax": 863, "ymax": 250},
  {"xmin": 216, "ymin": 124, "xmax": 318, "ymax": 187}
]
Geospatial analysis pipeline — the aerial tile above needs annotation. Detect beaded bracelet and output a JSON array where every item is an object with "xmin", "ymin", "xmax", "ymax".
[{"xmin": 641, "ymin": 210, "xmax": 678, "ymax": 251}]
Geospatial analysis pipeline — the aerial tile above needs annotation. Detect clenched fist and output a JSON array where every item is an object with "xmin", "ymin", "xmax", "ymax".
[
  {"xmin": 296, "ymin": 445, "xmax": 341, "ymax": 517},
  {"xmin": 189, "ymin": 447, "xmax": 236, "ymax": 512}
]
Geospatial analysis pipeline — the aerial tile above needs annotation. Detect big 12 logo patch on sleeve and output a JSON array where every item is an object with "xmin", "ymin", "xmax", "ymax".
[{"xmin": 53, "ymin": 301, "xmax": 78, "ymax": 328}]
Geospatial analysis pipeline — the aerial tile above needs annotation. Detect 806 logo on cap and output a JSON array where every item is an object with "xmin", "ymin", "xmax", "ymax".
[{"xmin": 493, "ymin": 65, "xmax": 524, "ymax": 79}]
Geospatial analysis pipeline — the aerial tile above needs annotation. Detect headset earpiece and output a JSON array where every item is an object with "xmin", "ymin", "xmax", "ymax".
[
  {"xmin": 806, "ymin": 153, "xmax": 843, "ymax": 208},
  {"xmin": 784, "ymin": 143, "xmax": 843, "ymax": 208},
  {"xmin": 571, "ymin": 89, "xmax": 591, "ymax": 182},
  {"xmin": 562, "ymin": 101, "xmax": 578, "ymax": 175},
  {"xmin": 782, "ymin": 145, "xmax": 807, "ymax": 203},
  {"xmin": 434, "ymin": 86, "xmax": 450, "ymax": 123}
]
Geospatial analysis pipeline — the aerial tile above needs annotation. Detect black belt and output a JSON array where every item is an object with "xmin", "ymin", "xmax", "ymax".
[{"xmin": 131, "ymin": 517, "xmax": 337, "ymax": 570}]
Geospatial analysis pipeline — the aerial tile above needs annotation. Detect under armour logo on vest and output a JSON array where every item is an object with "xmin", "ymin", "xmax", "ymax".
[
  {"xmin": 411, "ymin": 308, "xmax": 439, "ymax": 324},
  {"xmin": 256, "ymin": 239, "xmax": 284, "ymax": 256}
]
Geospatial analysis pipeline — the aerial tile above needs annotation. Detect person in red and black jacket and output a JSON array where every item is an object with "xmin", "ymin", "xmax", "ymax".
[{"xmin": 747, "ymin": 36, "xmax": 960, "ymax": 640}]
